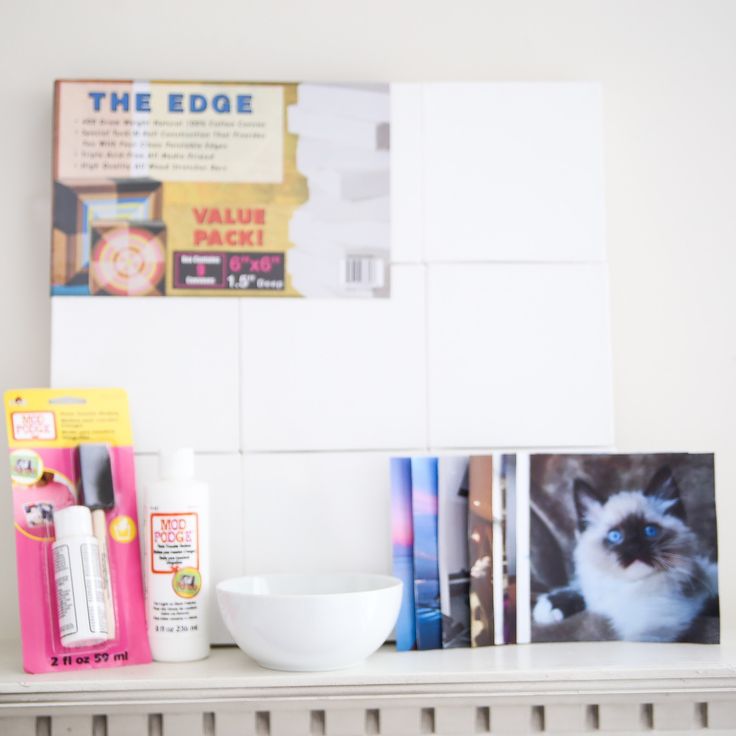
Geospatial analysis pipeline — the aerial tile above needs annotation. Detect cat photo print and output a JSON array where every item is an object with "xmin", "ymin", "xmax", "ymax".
[{"xmin": 530, "ymin": 453, "xmax": 719, "ymax": 644}]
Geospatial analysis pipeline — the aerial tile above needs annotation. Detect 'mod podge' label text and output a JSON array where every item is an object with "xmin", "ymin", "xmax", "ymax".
[{"xmin": 150, "ymin": 513, "xmax": 199, "ymax": 573}]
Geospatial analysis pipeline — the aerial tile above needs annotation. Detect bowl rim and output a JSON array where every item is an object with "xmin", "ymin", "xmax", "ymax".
[{"xmin": 216, "ymin": 572, "xmax": 403, "ymax": 599}]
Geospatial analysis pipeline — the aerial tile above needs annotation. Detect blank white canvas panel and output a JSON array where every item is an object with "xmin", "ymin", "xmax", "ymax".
[
  {"xmin": 50, "ymin": 297, "xmax": 240, "ymax": 453},
  {"xmin": 134, "ymin": 453, "xmax": 243, "ymax": 644},
  {"xmin": 241, "ymin": 452, "xmax": 396, "ymax": 576},
  {"xmin": 239, "ymin": 265, "xmax": 427, "ymax": 452},
  {"xmin": 422, "ymin": 83, "xmax": 606, "ymax": 264},
  {"xmin": 427, "ymin": 263, "xmax": 614, "ymax": 449}
]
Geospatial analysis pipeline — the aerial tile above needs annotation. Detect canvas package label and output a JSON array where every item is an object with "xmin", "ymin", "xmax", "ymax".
[{"xmin": 52, "ymin": 80, "xmax": 391, "ymax": 298}]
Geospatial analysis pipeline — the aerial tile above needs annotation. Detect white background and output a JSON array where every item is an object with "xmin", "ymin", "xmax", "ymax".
[{"xmin": 0, "ymin": 0, "xmax": 734, "ymax": 644}]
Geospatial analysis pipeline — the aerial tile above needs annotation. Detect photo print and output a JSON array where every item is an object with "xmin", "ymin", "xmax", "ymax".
[{"xmin": 530, "ymin": 453, "xmax": 719, "ymax": 644}]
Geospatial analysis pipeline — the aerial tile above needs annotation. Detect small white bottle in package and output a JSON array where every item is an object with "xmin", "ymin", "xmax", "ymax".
[
  {"xmin": 144, "ymin": 448, "xmax": 210, "ymax": 662},
  {"xmin": 52, "ymin": 505, "xmax": 108, "ymax": 648}
]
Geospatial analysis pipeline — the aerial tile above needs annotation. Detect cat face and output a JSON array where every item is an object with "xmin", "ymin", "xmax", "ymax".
[
  {"xmin": 23, "ymin": 502, "xmax": 54, "ymax": 527},
  {"xmin": 573, "ymin": 466, "xmax": 696, "ymax": 582}
]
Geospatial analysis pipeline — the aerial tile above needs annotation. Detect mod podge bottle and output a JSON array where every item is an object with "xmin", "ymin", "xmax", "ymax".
[
  {"xmin": 53, "ymin": 505, "xmax": 108, "ymax": 648},
  {"xmin": 143, "ymin": 448, "xmax": 210, "ymax": 661}
]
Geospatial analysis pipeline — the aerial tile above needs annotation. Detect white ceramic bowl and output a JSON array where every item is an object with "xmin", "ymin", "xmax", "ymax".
[{"xmin": 216, "ymin": 573, "xmax": 402, "ymax": 671}]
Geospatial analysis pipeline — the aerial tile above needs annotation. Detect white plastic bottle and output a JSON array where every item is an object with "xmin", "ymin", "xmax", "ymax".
[
  {"xmin": 144, "ymin": 448, "xmax": 210, "ymax": 661},
  {"xmin": 52, "ymin": 505, "xmax": 108, "ymax": 648}
]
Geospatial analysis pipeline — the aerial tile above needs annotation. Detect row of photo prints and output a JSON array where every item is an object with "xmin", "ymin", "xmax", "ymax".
[{"xmin": 390, "ymin": 453, "xmax": 719, "ymax": 649}]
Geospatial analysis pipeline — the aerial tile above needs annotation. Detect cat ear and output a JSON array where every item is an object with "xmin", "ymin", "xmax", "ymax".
[
  {"xmin": 645, "ymin": 466, "xmax": 686, "ymax": 519},
  {"xmin": 573, "ymin": 478, "xmax": 603, "ymax": 531}
]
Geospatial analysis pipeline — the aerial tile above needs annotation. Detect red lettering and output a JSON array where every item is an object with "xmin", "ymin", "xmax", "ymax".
[
  {"xmin": 158, "ymin": 518, "xmax": 187, "ymax": 531},
  {"xmin": 191, "ymin": 207, "xmax": 266, "ymax": 228},
  {"xmin": 193, "ymin": 229, "xmax": 265, "ymax": 247}
]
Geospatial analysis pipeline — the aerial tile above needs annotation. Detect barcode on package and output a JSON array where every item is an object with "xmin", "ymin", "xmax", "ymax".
[{"xmin": 340, "ymin": 256, "xmax": 385, "ymax": 290}]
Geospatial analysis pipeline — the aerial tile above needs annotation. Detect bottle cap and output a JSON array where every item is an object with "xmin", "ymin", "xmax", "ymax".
[
  {"xmin": 53, "ymin": 505, "xmax": 93, "ymax": 540},
  {"xmin": 159, "ymin": 448, "xmax": 195, "ymax": 481}
]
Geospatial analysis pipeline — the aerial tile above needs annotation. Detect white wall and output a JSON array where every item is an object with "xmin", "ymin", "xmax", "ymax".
[{"xmin": 1, "ymin": 0, "xmax": 735, "ymax": 644}]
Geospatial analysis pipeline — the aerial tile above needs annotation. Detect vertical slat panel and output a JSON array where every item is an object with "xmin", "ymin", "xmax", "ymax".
[
  {"xmin": 490, "ymin": 704, "xmax": 532, "ymax": 733},
  {"xmin": 379, "ymin": 707, "xmax": 423, "ymax": 736},
  {"xmin": 0, "ymin": 717, "xmax": 37, "ymax": 736},
  {"xmin": 708, "ymin": 701, "xmax": 736, "ymax": 729},
  {"xmin": 325, "ymin": 708, "xmax": 366, "ymax": 736},
  {"xmin": 544, "ymin": 704, "xmax": 589, "ymax": 733},
  {"xmin": 107, "ymin": 715, "xmax": 149, "ymax": 736},
  {"xmin": 4, "ymin": 691, "xmax": 730, "ymax": 736},
  {"xmin": 270, "ymin": 710, "xmax": 311, "ymax": 736},
  {"xmin": 215, "ymin": 711, "xmax": 257, "ymax": 736},
  {"xmin": 434, "ymin": 706, "xmax": 476, "ymax": 735},
  {"xmin": 652, "ymin": 701, "xmax": 697, "ymax": 731},
  {"xmin": 598, "ymin": 703, "xmax": 646, "ymax": 731},
  {"xmin": 163, "ymin": 713, "xmax": 204, "ymax": 736},
  {"xmin": 51, "ymin": 716, "xmax": 94, "ymax": 736}
]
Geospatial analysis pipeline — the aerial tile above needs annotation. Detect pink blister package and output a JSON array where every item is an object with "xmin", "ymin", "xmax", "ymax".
[{"xmin": 4, "ymin": 388, "xmax": 151, "ymax": 673}]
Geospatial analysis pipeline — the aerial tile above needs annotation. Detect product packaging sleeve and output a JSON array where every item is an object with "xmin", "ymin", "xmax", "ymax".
[{"xmin": 4, "ymin": 388, "xmax": 152, "ymax": 673}]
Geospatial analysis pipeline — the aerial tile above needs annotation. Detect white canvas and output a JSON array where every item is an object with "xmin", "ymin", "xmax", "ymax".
[
  {"xmin": 241, "ymin": 452, "xmax": 398, "ymax": 576},
  {"xmin": 296, "ymin": 192, "xmax": 390, "ymax": 223},
  {"xmin": 302, "ymin": 166, "xmax": 390, "ymax": 201},
  {"xmin": 427, "ymin": 263, "xmax": 614, "ymax": 448},
  {"xmin": 290, "ymin": 208, "xmax": 390, "ymax": 249},
  {"xmin": 47, "ymin": 83, "xmax": 614, "ymax": 600},
  {"xmin": 239, "ymin": 265, "xmax": 427, "ymax": 451},
  {"xmin": 296, "ymin": 138, "xmax": 390, "ymax": 177},
  {"xmin": 422, "ymin": 83, "xmax": 606, "ymax": 263},
  {"xmin": 296, "ymin": 84, "xmax": 392, "ymax": 122},
  {"xmin": 287, "ymin": 105, "xmax": 390, "ymax": 150},
  {"xmin": 134, "ymin": 452, "xmax": 243, "ymax": 645},
  {"xmin": 515, "ymin": 453, "xmax": 532, "ymax": 644},
  {"xmin": 50, "ymin": 297, "xmax": 240, "ymax": 453}
]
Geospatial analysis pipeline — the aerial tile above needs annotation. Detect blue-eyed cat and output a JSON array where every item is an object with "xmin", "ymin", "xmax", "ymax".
[{"xmin": 533, "ymin": 466, "xmax": 718, "ymax": 641}]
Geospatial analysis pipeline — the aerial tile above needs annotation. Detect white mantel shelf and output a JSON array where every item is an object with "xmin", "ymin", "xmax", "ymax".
[
  {"xmin": 1, "ymin": 642, "xmax": 736, "ymax": 734},
  {"xmin": 2, "ymin": 642, "xmax": 736, "ymax": 700}
]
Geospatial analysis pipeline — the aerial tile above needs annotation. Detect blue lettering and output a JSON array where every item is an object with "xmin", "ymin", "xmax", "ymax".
[
  {"xmin": 237, "ymin": 95, "xmax": 252, "ymax": 113},
  {"xmin": 86, "ymin": 90, "xmax": 258, "ymax": 114},
  {"xmin": 190, "ymin": 94, "xmax": 207, "ymax": 113},
  {"xmin": 88, "ymin": 92, "xmax": 106, "ymax": 112},
  {"xmin": 213, "ymin": 95, "xmax": 231, "ymax": 113},
  {"xmin": 169, "ymin": 94, "xmax": 184, "ymax": 113},
  {"xmin": 110, "ymin": 92, "xmax": 129, "ymax": 112}
]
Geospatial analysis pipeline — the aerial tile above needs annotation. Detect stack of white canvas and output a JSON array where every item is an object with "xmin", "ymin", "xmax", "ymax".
[
  {"xmin": 287, "ymin": 84, "xmax": 391, "ymax": 297},
  {"xmin": 51, "ymin": 83, "xmax": 614, "ymax": 645}
]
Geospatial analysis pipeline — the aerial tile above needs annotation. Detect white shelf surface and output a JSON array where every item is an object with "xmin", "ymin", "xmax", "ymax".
[{"xmin": 2, "ymin": 641, "xmax": 736, "ymax": 700}]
